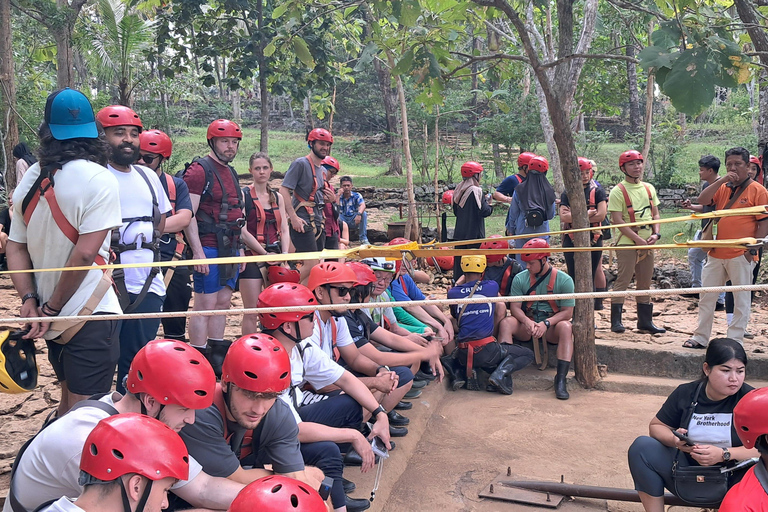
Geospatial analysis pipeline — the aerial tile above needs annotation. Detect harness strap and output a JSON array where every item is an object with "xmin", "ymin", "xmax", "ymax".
[
  {"xmin": 565, "ymin": 186, "xmax": 602, "ymax": 243},
  {"xmin": 212, "ymin": 384, "xmax": 254, "ymax": 460},
  {"xmin": 616, "ymin": 182, "xmax": 652, "ymax": 225},
  {"xmin": 457, "ymin": 337, "xmax": 495, "ymax": 379},
  {"xmin": 500, "ymin": 264, "xmax": 513, "ymax": 296},
  {"xmin": 315, "ymin": 311, "xmax": 340, "ymax": 362},
  {"xmin": 522, "ymin": 267, "xmax": 560, "ymax": 315},
  {"xmin": 292, "ymin": 156, "xmax": 319, "ymax": 218}
]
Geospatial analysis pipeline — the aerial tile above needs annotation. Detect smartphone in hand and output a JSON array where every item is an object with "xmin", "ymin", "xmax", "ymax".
[{"xmin": 672, "ymin": 429, "xmax": 694, "ymax": 446}]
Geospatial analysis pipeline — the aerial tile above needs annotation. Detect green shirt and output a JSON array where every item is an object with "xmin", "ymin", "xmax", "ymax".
[
  {"xmin": 510, "ymin": 268, "xmax": 575, "ymax": 322},
  {"xmin": 607, "ymin": 180, "xmax": 660, "ymax": 245}
]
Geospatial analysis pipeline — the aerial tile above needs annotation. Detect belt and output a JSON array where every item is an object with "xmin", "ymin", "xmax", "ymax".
[{"xmin": 457, "ymin": 336, "xmax": 495, "ymax": 378}]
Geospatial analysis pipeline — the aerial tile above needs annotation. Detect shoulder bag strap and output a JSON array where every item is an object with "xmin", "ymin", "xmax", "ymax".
[{"xmin": 457, "ymin": 279, "xmax": 482, "ymax": 320}]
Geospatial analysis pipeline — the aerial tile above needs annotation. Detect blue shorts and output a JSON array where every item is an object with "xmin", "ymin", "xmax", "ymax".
[{"xmin": 193, "ymin": 246, "xmax": 240, "ymax": 294}]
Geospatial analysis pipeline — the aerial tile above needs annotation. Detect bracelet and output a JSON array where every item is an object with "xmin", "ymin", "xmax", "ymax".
[
  {"xmin": 21, "ymin": 292, "xmax": 40, "ymax": 305},
  {"xmin": 41, "ymin": 302, "xmax": 61, "ymax": 316},
  {"xmin": 376, "ymin": 365, "xmax": 390, "ymax": 374},
  {"xmin": 372, "ymin": 405, "xmax": 387, "ymax": 418}
]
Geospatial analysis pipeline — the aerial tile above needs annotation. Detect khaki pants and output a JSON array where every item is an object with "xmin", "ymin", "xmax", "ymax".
[
  {"xmin": 612, "ymin": 248, "xmax": 654, "ymax": 305},
  {"xmin": 691, "ymin": 255, "xmax": 754, "ymax": 346}
]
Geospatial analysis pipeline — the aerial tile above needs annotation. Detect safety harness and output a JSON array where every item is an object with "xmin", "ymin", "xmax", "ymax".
[
  {"xmin": 455, "ymin": 280, "xmax": 496, "ymax": 378},
  {"xmin": 212, "ymin": 383, "xmax": 260, "ymax": 461},
  {"xmin": 521, "ymin": 267, "xmax": 560, "ymax": 317},
  {"xmin": 315, "ymin": 311, "xmax": 340, "ymax": 362},
  {"xmin": 184, "ymin": 156, "xmax": 245, "ymax": 285},
  {"xmin": 159, "ymin": 173, "xmax": 188, "ymax": 287},
  {"xmin": 20, "ymin": 168, "xmax": 115, "ymax": 342},
  {"xmin": 564, "ymin": 186, "xmax": 603, "ymax": 244},
  {"xmin": 291, "ymin": 156, "xmax": 323, "ymax": 240},
  {"xmin": 243, "ymin": 185, "xmax": 283, "ymax": 248},
  {"xmin": 110, "ymin": 165, "xmax": 162, "ymax": 313}
]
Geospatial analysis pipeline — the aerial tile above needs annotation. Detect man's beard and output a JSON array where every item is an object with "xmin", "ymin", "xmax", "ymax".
[
  {"xmin": 311, "ymin": 145, "xmax": 327, "ymax": 160},
  {"xmin": 111, "ymin": 143, "xmax": 140, "ymax": 166}
]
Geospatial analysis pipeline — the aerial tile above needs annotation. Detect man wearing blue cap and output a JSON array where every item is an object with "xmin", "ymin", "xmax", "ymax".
[{"xmin": 6, "ymin": 88, "xmax": 123, "ymax": 415}]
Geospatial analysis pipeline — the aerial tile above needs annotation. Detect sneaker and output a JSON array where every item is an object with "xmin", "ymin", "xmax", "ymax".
[{"xmin": 745, "ymin": 331, "xmax": 755, "ymax": 339}]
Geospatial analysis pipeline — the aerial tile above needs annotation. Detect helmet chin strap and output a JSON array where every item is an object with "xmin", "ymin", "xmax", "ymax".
[
  {"xmin": 120, "ymin": 476, "xmax": 153, "ymax": 512},
  {"xmin": 278, "ymin": 323, "xmax": 304, "ymax": 344},
  {"xmin": 534, "ymin": 259, "xmax": 548, "ymax": 278}
]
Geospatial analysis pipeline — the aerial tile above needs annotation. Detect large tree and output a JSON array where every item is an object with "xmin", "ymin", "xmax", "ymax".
[{"xmin": 0, "ymin": 0, "xmax": 18, "ymax": 185}]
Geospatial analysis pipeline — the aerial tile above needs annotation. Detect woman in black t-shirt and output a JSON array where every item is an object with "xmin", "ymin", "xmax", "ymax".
[{"xmin": 627, "ymin": 338, "xmax": 758, "ymax": 511}]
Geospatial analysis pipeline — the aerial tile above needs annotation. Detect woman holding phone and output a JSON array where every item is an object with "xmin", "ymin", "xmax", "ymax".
[{"xmin": 627, "ymin": 338, "xmax": 758, "ymax": 511}]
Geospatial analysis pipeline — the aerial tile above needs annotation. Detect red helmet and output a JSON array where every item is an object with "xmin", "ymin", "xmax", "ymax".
[
  {"xmin": 221, "ymin": 334, "xmax": 291, "ymax": 393},
  {"xmin": 460, "ymin": 161, "xmax": 483, "ymax": 178},
  {"xmin": 80, "ymin": 414, "xmax": 189, "ymax": 482},
  {"xmin": 258, "ymin": 283, "xmax": 316, "ymax": 330},
  {"xmin": 207, "ymin": 119, "xmax": 242, "ymax": 141},
  {"xmin": 267, "ymin": 266, "xmax": 301, "ymax": 284},
  {"xmin": 428, "ymin": 247, "xmax": 453, "ymax": 271},
  {"xmin": 520, "ymin": 238, "xmax": 551, "ymax": 262},
  {"xmin": 307, "ymin": 128, "xmax": 333, "ymax": 143},
  {"xmin": 527, "ymin": 156, "xmax": 549, "ymax": 173},
  {"xmin": 517, "ymin": 152, "xmax": 536, "ymax": 168},
  {"xmin": 308, "ymin": 262, "xmax": 357, "ymax": 291},
  {"xmin": 321, "ymin": 156, "xmax": 340, "ymax": 172},
  {"xmin": 480, "ymin": 235, "xmax": 508, "ymax": 263},
  {"xmin": 387, "ymin": 238, "xmax": 411, "ymax": 246},
  {"xmin": 734, "ymin": 387, "xmax": 768, "ymax": 449},
  {"xmin": 619, "ymin": 150, "xmax": 643, "ymax": 168},
  {"xmin": 442, "ymin": 190, "xmax": 454, "ymax": 205},
  {"xmin": 139, "ymin": 129, "xmax": 173, "ymax": 159},
  {"xmin": 347, "ymin": 262, "xmax": 377, "ymax": 286},
  {"xmin": 750, "ymin": 155, "xmax": 761, "ymax": 167},
  {"xmin": 577, "ymin": 157, "xmax": 592, "ymax": 172},
  {"xmin": 126, "ymin": 339, "xmax": 215, "ymax": 410},
  {"xmin": 227, "ymin": 475, "xmax": 326, "ymax": 512},
  {"xmin": 96, "ymin": 105, "xmax": 143, "ymax": 131}
]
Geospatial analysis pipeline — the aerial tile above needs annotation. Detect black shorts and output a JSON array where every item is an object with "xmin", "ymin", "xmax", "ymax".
[
  {"xmin": 325, "ymin": 233, "xmax": 340, "ymax": 250},
  {"xmin": 290, "ymin": 215, "xmax": 325, "ymax": 253},
  {"xmin": 47, "ymin": 315, "xmax": 121, "ymax": 395},
  {"xmin": 239, "ymin": 262, "xmax": 264, "ymax": 280}
]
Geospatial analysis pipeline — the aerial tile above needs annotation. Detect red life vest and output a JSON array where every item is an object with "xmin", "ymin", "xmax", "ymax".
[{"xmin": 244, "ymin": 184, "xmax": 283, "ymax": 246}]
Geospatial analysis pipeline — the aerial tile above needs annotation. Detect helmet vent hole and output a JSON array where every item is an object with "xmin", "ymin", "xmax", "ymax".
[
  {"xmin": 279, "ymin": 371, "xmax": 288, "ymax": 379},
  {"xmin": 195, "ymin": 390, "xmax": 207, "ymax": 396},
  {"xmin": 245, "ymin": 371, "xmax": 258, "ymax": 379},
  {"xmin": 252, "ymin": 346, "xmax": 262, "ymax": 351},
  {"xmin": 137, "ymin": 370, "xmax": 144, "ymax": 381},
  {"xmin": 741, "ymin": 426, "xmax": 750, "ymax": 432},
  {"xmin": 271, "ymin": 484, "xmax": 283, "ymax": 494},
  {"xmin": 90, "ymin": 443, "xmax": 98, "ymax": 456},
  {"xmin": 0, "ymin": 382, "xmax": 8, "ymax": 389},
  {"xmin": 290, "ymin": 494, "xmax": 299, "ymax": 507},
  {"xmin": 183, "ymin": 456, "xmax": 189, "ymax": 463},
  {"xmin": 272, "ymin": 346, "xmax": 280, "ymax": 352},
  {"xmin": 174, "ymin": 346, "xmax": 185, "ymax": 352},
  {"xmin": 111, "ymin": 449, "xmax": 124, "ymax": 460},
  {"xmin": 189, "ymin": 359, "xmax": 200, "ymax": 365},
  {"xmin": 298, "ymin": 485, "xmax": 311, "ymax": 495}
]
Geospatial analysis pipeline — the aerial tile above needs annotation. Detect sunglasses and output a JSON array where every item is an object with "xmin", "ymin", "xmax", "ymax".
[
  {"xmin": 327, "ymin": 285, "xmax": 351, "ymax": 297},
  {"xmin": 139, "ymin": 153, "xmax": 158, "ymax": 165}
]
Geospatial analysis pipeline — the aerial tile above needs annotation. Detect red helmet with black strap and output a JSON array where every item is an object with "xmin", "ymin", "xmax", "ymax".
[
  {"xmin": 480, "ymin": 234, "xmax": 509, "ymax": 263},
  {"xmin": 227, "ymin": 475, "xmax": 326, "ymax": 512},
  {"xmin": 442, "ymin": 190, "xmax": 454, "ymax": 205},
  {"xmin": 347, "ymin": 261, "xmax": 377, "ymax": 286},
  {"xmin": 619, "ymin": 150, "xmax": 643, "ymax": 168},
  {"xmin": 520, "ymin": 238, "xmax": 551, "ymax": 262},
  {"xmin": 461, "ymin": 161, "xmax": 483, "ymax": 178},
  {"xmin": 221, "ymin": 334, "xmax": 291, "ymax": 394},
  {"xmin": 577, "ymin": 157, "xmax": 592, "ymax": 172},
  {"xmin": 527, "ymin": 156, "xmax": 549, "ymax": 173},
  {"xmin": 207, "ymin": 119, "xmax": 242, "ymax": 141},
  {"xmin": 518, "ymin": 152, "xmax": 536, "ymax": 168},
  {"xmin": 96, "ymin": 105, "xmax": 143, "ymax": 132},
  {"xmin": 267, "ymin": 266, "xmax": 301, "ymax": 284},
  {"xmin": 257, "ymin": 283, "xmax": 317, "ymax": 330},
  {"xmin": 126, "ymin": 339, "xmax": 216, "ymax": 410},
  {"xmin": 321, "ymin": 156, "xmax": 340, "ymax": 172},
  {"xmin": 80, "ymin": 413, "xmax": 189, "ymax": 482},
  {"xmin": 139, "ymin": 129, "xmax": 173, "ymax": 159},
  {"xmin": 307, "ymin": 128, "xmax": 333, "ymax": 143},
  {"xmin": 308, "ymin": 262, "xmax": 357, "ymax": 292},
  {"xmin": 734, "ymin": 387, "xmax": 768, "ymax": 449}
]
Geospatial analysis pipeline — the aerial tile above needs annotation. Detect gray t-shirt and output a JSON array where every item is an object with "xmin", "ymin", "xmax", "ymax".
[
  {"xmin": 179, "ymin": 398, "xmax": 304, "ymax": 477},
  {"xmin": 282, "ymin": 156, "xmax": 324, "ymax": 222}
]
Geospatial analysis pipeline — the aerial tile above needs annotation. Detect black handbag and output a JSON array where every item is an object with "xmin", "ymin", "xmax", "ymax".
[{"xmin": 671, "ymin": 380, "xmax": 730, "ymax": 506}]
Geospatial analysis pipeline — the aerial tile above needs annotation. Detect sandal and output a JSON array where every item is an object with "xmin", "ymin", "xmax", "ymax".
[{"xmin": 682, "ymin": 339, "xmax": 706, "ymax": 349}]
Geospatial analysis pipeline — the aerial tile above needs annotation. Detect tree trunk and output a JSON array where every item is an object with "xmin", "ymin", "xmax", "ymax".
[
  {"xmin": 534, "ymin": 76, "xmax": 563, "ymax": 193},
  {"xmin": 256, "ymin": 0, "xmax": 269, "ymax": 152},
  {"xmin": 492, "ymin": 143, "xmax": 503, "ymax": 179},
  {"xmin": 53, "ymin": 30, "xmax": 74, "ymax": 89},
  {"xmin": 232, "ymin": 89, "xmax": 241, "ymax": 122},
  {"xmin": 626, "ymin": 43, "xmax": 642, "ymax": 134},
  {"xmin": 374, "ymin": 57, "xmax": 402, "ymax": 176},
  {"xmin": 759, "ymin": 71, "xmax": 768, "ymax": 144},
  {"xmin": 0, "ymin": 0, "xmax": 18, "ymax": 188},
  {"xmin": 642, "ymin": 73, "xmax": 654, "ymax": 161},
  {"xmin": 392, "ymin": 64, "xmax": 418, "ymax": 241},
  {"xmin": 434, "ymin": 106, "xmax": 441, "ymax": 240},
  {"xmin": 303, "ymin": 95, "xmax": 313, "ymax": 133},
  {"xmin": 470, "ymin": 36, "xmax": 479, "ymax": 147}
]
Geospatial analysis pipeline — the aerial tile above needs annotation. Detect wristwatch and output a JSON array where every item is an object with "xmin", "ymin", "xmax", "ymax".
[
  {"xmin": 21, "ymin": 292, "xmax": 40, "ymax": 305},
  {"xmin": 373, "ymin": 405, "xmax": 387, "ymax": 418},
  {"xmin": 722, "ymin": 447, "xmax": 731, "ymax": 462},
  {"xmin": 653, "ymin": 232, "xmax": 661, "ymax": 239},
  {"xmin": 543, "ymin": 319, "xmax": 551, "ymax": 329}
]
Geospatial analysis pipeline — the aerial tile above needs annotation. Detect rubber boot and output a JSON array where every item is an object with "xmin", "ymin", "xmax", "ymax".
[
  {"xmin": 610, "ymin": 303, "xmax": 625, "ymax": 333},
  {"xmin": 207, "ymin": 338, "xmax": 232, "ymax": 378},
  {"xmin": 637, "ymin": 303, "xmax": 666, "ymax": 334},
  {"xmin": 594, "ymin": 288, "xmax": 607, "ymax": 311},
  {"xmin": 488, "ymin": 355, "xmax": 522, "ymax": 395},
  {"xmin": 440, "ymin": 355, "xmax": 466, "ymax": 391},
  {"xmin": 554, "ymin": 360, "xmax": 570, "ymax": 400}
]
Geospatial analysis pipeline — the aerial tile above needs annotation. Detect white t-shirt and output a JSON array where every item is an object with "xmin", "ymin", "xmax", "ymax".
[
  {"xmin": 307, "ymin": 312, "xmax": 355, "ymax": 361},
  {"xmin": 4, "ymin": 394, "xmax": 202, "ymax": 512},
  {"xmin": 108, "ymin": 164, "xmax": 171, "ymax": 296},
  {"xmin": 10, "ymin": 161, "xmax": 123, "ymax": 339},
  {"xmin": 279, "ymin": 340, "xmax": 345, "ymax": 424},
  {"xmin": 38, "ymin": 497, "xmax": 84, "ymax": 512}
]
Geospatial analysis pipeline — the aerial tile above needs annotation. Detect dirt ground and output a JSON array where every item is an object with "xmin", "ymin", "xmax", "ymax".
[{"xmin": 2, "ymin": 209, "xmax": 767, "ymax": 508}]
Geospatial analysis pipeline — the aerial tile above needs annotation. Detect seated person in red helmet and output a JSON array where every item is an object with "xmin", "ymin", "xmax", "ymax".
[
  {"xmin": 228, "ymin": 475, "xmax": 327, "ymax": 512},
  {"xmin": 455, "ymin": 235, "xmax": 524, "ymax": 302},
  {"xmin": 497, "ymin": 238, "xmax": 575, "ymax": 400},
  {"xmin": 5, "ymin": 340, "xmax": 244, "ymax": 512},
  {"xmin": 177, "ymin": 334, "xmax": 344, "ymax": 509},
  {"xmin": 258, "ymin": 283, "xmax": 392, "ymax": 511},
  {"xmin": 720, "ymin": 386, "xmax": 768, "ymax": 511},
  {"xmin": 444, "ymin": 255, "xmax": 533, "ymax": 395},
  {"xmin": 41, "ymin": 414, "xmax": 190, "ymax": 512}
]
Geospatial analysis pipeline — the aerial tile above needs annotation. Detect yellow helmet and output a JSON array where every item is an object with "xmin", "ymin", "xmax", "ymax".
[
  {"xmin": 0, "ymin": 329, "xmax": 38, "ymax": 394},
  {"xmin": 460, "ymin": 254, "xmax": 486, "ymax": 274}
]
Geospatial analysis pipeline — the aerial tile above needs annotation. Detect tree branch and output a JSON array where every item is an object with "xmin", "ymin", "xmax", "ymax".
[
  {"xmin": 604, "ymin": 0, "xmax": 669, "ymax": 21},
  {"xmin": 542, "ymin": 52, "xmax": 639, "ymax": 68},
  {"xmin": 444, "ymin": 52, "xmax": 529, "ymax": 79}
]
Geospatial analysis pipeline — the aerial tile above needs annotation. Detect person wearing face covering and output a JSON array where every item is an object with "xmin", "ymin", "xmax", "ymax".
[
  {"xmin": 452, "ymin": 161, "xmax": 493, "ymax": 282},
  {"xmin": 507, "ymin": 156, "xmax": 557, "ymax": 263}
]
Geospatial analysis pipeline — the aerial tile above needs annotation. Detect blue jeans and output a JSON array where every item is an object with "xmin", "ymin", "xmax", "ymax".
[
  {"xmin": 340, "ymin": 211, "xmax": 368, "ymax": 242},
  {"xmin": 117, "ymin": 292, "xmax": 164, "ymax": 393}
]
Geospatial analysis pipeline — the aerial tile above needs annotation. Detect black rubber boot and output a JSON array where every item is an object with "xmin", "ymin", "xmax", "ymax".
[
  {"xmin": 555, "ymin": 360, "xmax": 570, "ymax": 400},
  {"xmin": 594, "ymin": 288, "xmax": 607, "ymax": 310},
  {"xmin": 637, "ymin": 303, "xmax": 666, "ymax": 334},
  {"xmin": 207, "ymin": 338, "xmax": 232, "ymax": 378},
  {"xmin": 440, "ymin": 355, "xmax": 466, "ymax": 391},
  {"xmin": 610, "ymin": 303, "xmax": 625, "ymax": 333},
  {"xmin": 488, "ymin": 355, "xmax": 521, "ymax": 395}
]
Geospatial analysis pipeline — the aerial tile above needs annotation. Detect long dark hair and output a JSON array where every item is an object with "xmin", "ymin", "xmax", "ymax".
[
  {"xmin": 701, "ymin": 337, "xmax": 748, "ymax": 379},
  {"xmin": 36, "ymin": 122, "xmax": 109, "ymax": 176},
  {"xmin": 13, "ymin": 142, "xmax": 36, "ymax": 166}
]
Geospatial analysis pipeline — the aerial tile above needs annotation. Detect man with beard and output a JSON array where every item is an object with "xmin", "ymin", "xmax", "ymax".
[
  {"xmin": 182, "ymin": 119, "xmax": 246, "ymax": 377},
  {"xmin": 96, "ymin": 106, "xmax": 171, "ymax": 392},
  {"xmin": 279, "ymin": 128, "xmax": 332, "ymax": 281},
  {"xmin": 8, "ymin": 89, "xmax": 122, "ymax": 415}
]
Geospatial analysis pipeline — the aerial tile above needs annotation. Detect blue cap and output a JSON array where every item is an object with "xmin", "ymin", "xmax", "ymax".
[{"xmin": 44, "ymin": 88, "xmax": 98, "ymax": 141}]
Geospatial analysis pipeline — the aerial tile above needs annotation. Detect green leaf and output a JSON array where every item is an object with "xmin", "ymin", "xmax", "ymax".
[
  {"xmin": 637, "ymin": 46, "xmax": 677, "ymax": 70},
  {"xmin": 272, "ymin": 3, "xmax": 289, "ymax": 19},
  {"xmin": 354, "ymin": 42, "xmax": 379, "ymax": 71},
  {"xmin": 392, "ymin": 48, "xmax": 415, "ymax": 75},
  {"xmin": 651, "ymin": 21, "xmax": 683, "ymax": 49},
  {"xmin": 660, "ymin": 49, "xmax": 715, "ymax": 115},
  {"xmin": 293, "ymin": 37, "xmax": 315, "ymax": 68},
  {"xmin": 264, "ymin": 42, "xmax": 276, "ymax": 57},
  {"xmin": 344, "ymin": 5, "xmax": 358, "ymax": 16},
  {"xmin": 398, "ymin": 0, "xmax": 421, "ymax": 27}
]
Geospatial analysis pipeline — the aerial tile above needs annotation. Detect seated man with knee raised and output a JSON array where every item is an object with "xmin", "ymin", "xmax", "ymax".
[{"xmin": 498, "ymin": 238, "xmax": 574, "ymax": 400}]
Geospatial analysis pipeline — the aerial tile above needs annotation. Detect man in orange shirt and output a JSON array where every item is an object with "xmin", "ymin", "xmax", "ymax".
[{"xmin": 685, "ymin": 147, "xmax": 768, "ymax": 348}]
